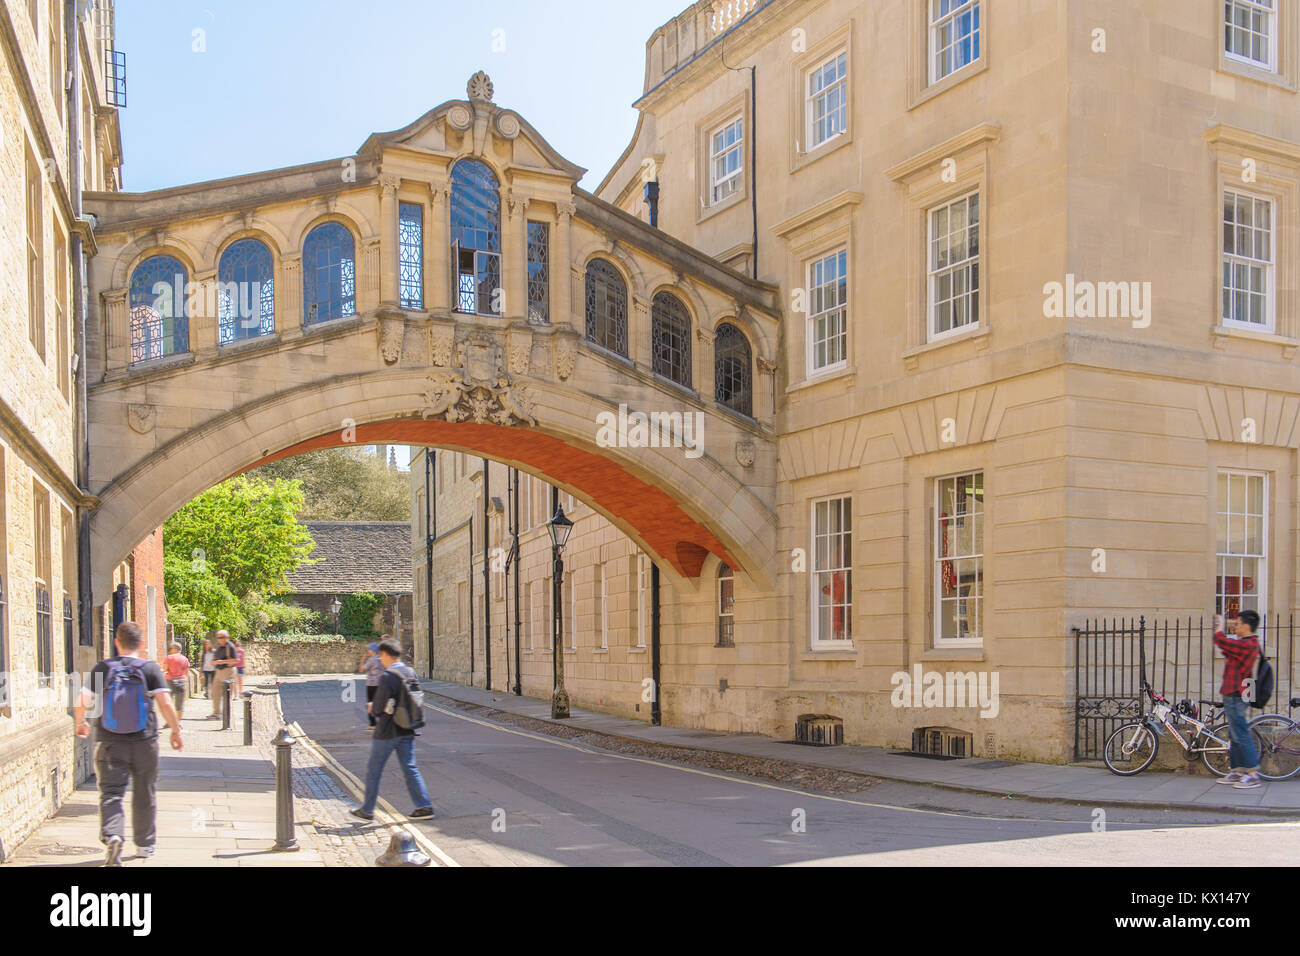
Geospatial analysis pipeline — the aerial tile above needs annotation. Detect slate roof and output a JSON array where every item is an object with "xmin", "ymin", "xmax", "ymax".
[{"xmin": 286, "ymin": 522, "xmax": 413, "ymax": 595}]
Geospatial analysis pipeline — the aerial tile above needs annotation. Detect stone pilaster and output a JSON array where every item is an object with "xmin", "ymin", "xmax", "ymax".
[
  {"xmin": 503, "ymin": 190, "xmax": 527, "ymax": 322},
  {"xmin": 429, "ymin": 180, "xmax": 451, "ymax": 312},
  {"xmin": 102, "ymin": 288, "xmax": 128, "ymax": 371},
  {"xmin": 554, "ymin": 199, "xmax": 575, "ymax": 328},
  {"xmin": 379, "ymin": 173, "xmax": 401, "ymax": 310}
]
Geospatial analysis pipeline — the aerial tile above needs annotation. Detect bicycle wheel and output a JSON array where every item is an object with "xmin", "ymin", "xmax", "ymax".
[
  {"xmin": 1201, "ymin": 722, "xmax": 1266, "ymax": 777},
  {"xmin": 1249, "ymin": 715, "xmax": 1300, "ymax": 781},
  {"xmin": 1103, "ymin": 722, "xmax": 1158, "ymax": 775}
]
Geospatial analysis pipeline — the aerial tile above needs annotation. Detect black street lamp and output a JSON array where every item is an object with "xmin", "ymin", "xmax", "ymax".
[
  {"xmin": 547, "ymin": 503, "xmax": 574, "ymax": 719},
  {"xmin": 329, "ymin": 596, "xmax": 342, "ymax": 634}
]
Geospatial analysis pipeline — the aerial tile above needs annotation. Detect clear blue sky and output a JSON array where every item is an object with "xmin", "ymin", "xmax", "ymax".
[{"xmin": 116, "ymin": 0, "xmax": 687, "ymax": 193}]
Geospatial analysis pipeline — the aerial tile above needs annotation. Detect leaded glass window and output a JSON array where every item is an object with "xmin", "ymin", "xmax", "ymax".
[
  {"xmin": 399, "ymin": 201, "xmax": 423, "ymax": 310},
  {"xmin": 527, "ymin": 221, "xmax": 549, "ymax": 325},
  {"xmin": 652, "ymin": 292, "xmax": 692, "ymax": 387},
  {"xmin": 128, "ymin": 254, "xmax": 189, "ymax": 364},
  {"xmin": 218, "ymin": 238, "xmax": 274, "ymax": 345},
  {"xmin": 451, "ymin": 160, "xmax": 501, "ymax": 314},
  {"xmin": 714, "ymin": 322, "xmax": 753, "ymax": 417},
  {"xmin": 717, "ymin": 563, "xmax": 735, "ymax": 647},
  {"xmin": 302, "ymin": 222, "xmax": 356, "ymax": 325},
  {"xmin": 584, "ymin": 259, "xmax": 627, "ymax": 356}
]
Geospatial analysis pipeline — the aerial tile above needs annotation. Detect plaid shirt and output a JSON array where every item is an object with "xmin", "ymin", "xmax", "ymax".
[{"xmin": 1214, "ymin": 628, "xmax": 1260, "ymax": 696}]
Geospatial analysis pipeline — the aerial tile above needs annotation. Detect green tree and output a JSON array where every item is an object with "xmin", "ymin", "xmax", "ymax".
[
  {"xmin": 164, "ymin": 476, "xmax": 317, "ymax": 599},
  {"xmin": 247, "ymin": 447, "xmax": 410, "ymax": 521},
  {"xmin": 162, "ymin": 549, "xmax": 249, "ymax": 638}
]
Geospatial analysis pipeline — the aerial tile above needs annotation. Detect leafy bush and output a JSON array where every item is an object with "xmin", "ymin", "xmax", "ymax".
[
  {"xmin": 339, "ymin": 592, "xmax": 385, "ymax": 638},
  {"xmin": 242, "ymin": 595, "xmax": 321, "ymax": 637},
  {"xmin": 249, "ymin": 633, "xmax": 368, "ymax": 645}
]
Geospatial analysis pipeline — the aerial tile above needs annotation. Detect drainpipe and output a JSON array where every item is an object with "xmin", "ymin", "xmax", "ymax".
[
  {"xmin": 511, "ymin": 468, "xmax": 521, "ymax": 695},
  {"xmin": 68, "ymin": 0, "xmax": 94, "ymax": 655},
  {"xmin": 482, "ymin": 458, "xmax": 491, "ymax": 690},
  {"xmin": 468, "ymin": 512, "xmax": 474, "ymax": 687},
  {"xmin": 424, "ymin": 449, "xmax": 435, "ymax": 677},
  {"xmin": 720, "ymin": 39, "xmax": 758, "ymax": 278},
  {"xmin": 650, "ymin": 563, "xmax": 661, "ymax": 726},
  {"xmin": 550, "ymin": 485, "xmax": 558, "ymax": 690}
]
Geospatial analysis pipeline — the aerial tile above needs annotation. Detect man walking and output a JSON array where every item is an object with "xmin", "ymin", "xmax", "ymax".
[
  {"xmin": 1214, "ymin": 610, "xmax": 1265, "ymax": 789},
  {"xmin": 75, "ymin": 621, "xmax": 183, "ymax": 865},
  {"xmin": 209, "ymin": 630, "xmax": 238, "ymax": 719},
  {"xmin": 163, "ymin": 641, "xmax": 190, "ymax": 719},
  {"xmin": 350, "ymin": 638, "xmax": 434, "ymax": 821}
]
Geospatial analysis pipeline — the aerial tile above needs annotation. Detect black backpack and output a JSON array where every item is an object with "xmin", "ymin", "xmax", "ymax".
[
  {"xmin": 1246, "ymin": 652, "xmax": 1275, "ymax": 709},
  {"xmin": 386, "ymin": 668, "xmax": 425, "ymax": 730}
]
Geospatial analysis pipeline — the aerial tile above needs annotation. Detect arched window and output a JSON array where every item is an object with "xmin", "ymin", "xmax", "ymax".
[
  {"xmin": 651, "ymin": 291, "xmax": 692, "ymax": 387},
  {"xmin": 584, "ymin": 259, "xmax": 628, "ymax": 356},
  {"xmin": 218, "ymin": 238, "xmax": 275, "ymax": 344},
  {"xmin": 714, "ymin": 322, "xmax": 753, "ymax": 417},
  {"xmin": 302, "ymin": 222, "xmax": 355, "ymax": 325},
  {"xmin": 717, "ymin": 563, "xmax": 735, "ymax": 647},
  {"xmin": 450, "ymin": 159, "xmax": 501, "ymax": 314},
  {"xmin": 128, "ymin": 254, "xmax": 188, "ymax": 365}
]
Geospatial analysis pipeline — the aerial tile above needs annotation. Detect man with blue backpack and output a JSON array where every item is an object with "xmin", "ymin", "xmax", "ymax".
[{"xmin": 74, "ymin": 621, "xmax": 183, "ymax": 866}]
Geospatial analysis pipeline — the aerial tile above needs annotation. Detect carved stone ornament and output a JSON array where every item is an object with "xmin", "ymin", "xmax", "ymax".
[
  {"xmin": 467, "ymin": 71, "xmax": 494, "ymax": 102},
  {"xmin": 430, "ymin": 327, "xmax": 455, "ymax": 366},
  {"xmin": 555, "ymin": 337, "xmax": 576, "ymax": 381},
  {"xmin": 419, "ymin": 368, "xmax": 536, "ymax": 427},
  {"xmin": 457, "ymin": 330, "xmax": 504, "ymax": 386},
  {"xmin": 735, "ymin": 440, "xmax": 756, "ymax": 468},
  {"xmin": 379, "ymin": 314, "xmax": 404, "ymax": 365},
  {"xmin": 127, "ymin": 403, "xmax": 157, "ymax": 434},
  {"xmin": 495, "ymin": 111, "xmax": 521, "ymax": 139},
  {"xmin": 509, "ymin": 340, "xmax": 530, "ymax": 376},
  {"xmin": 447, "ymin": 104, "xmax": 472, "ymax": 131}
]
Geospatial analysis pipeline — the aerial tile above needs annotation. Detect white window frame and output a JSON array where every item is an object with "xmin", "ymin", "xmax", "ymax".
[
  {"xmin": 717, "ymin": 563, "xmax": 735, "ymax": 647},
  {"xmin": 1222, "ymin": 189, "xmax": 1276, "ymax": 333},
  {"xmin": 805, "ymin": 51, "xmax": 847, "ymax": 152},
  {"xmin": 1224, "ymin": 0, "xmax": 1277, "ymax": 72},
  {"xmin": 810, "ymin": 496, "xmax": 852, "ymax": 648},
  {"xmin": 933, "ymin": 471, "xmax": 984, "ymax": 648},
  {"xmin": 635, "ymin": 553, "xmax": 648, "ymax": 648},
  {"xmin": 929, "ymin": 0, "xmax": 982, "ymax": 85},
  {"xmin": 927, "ymin": 191, "xmax": 981, "ymax": 343},
  {"xmin": 710, "ymin": 116, "xmax": 744, "ymax": 205},
  {"xmin": 806, "ymin": 248, "xmax": 848, "ymax": 375},
  {"xmin": 1215, "ymin": 470, "xmax": 1269, "ymax": 620}
]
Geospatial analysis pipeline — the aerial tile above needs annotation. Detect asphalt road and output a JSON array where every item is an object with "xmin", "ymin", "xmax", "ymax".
[{"xmin": 280, "ymin": 678, "xmax": 1300, "ymax": 866}]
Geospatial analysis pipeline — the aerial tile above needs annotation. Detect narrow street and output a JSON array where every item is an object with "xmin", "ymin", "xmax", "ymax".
[{"xmin": 282, "ymin": 679, "xmax": 1300, "ymax": 867}]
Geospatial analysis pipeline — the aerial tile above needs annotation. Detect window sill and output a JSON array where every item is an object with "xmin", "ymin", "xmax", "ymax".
[
  {"xmin": 786, "ymin": 364, "xmax": 856, "ymax": 395},
  {"xmin": 303, "ymin": 313, "xmax": 363, "ymax": 335},
  {"xmin": 629, "ymin": 646, "xmax": 647, "ymax": 654},
  {"xmin": 903, "ymin": 325, "xmax": 990, "ymax": 369},
  {"xmin": 593, "ymin": 647, "xmax": 608, "ymax": 654},
  {"xmin": 126, "ymin": 352, "xmax": 195, "ymax": 377},
  {"xmin": 584, "ymin": 340, "xmax": 634, "ymax": 368},
  {"xmin": 921, "ymin": 647, "xmax": 986, "ymax": 663},
  {"xmin": 1212, "ymin": 322, "xmax": 1299, "ymax": 357},
  {"xmin": 1217, "ymin": 56, "xmax": 1297, "ymax": 93},
  {"xmin": 218, "ymin": 331, "xmax": 281, "ymax": 356},
  {"xmin": 792, "ymin": 130, "xmax": 853, "ymax": 174},
  {"xmin": 803, "ymin": 646, "xmax": 855, "ymax": 661},
  {"xmin": 651, "ymin": 372, "xmax": 699, "ymax": 400},
  {"xmin": 909, "ymin": 57, "xmax": 988, "ymax": 110},
  {"xmin": 698, "ymin": 188, "xmax": 747, "ymax": 225}
]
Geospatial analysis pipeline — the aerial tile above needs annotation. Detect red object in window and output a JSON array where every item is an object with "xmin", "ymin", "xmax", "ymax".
[
  {"xmin": 940, "ymin": 511, "xmax": 957, "ymax": 594},
  {"xmin": 821, "ymin": 569, "xmax": 848, "ymax": 637}
]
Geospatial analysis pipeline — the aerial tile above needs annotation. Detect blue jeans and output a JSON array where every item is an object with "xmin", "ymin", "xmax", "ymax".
[
  {"xmin": 360, "ymin": 734, "xmax": 431, "ymax": 814},
  {"xmin": 1222, "ymin": 693, "xmax": 1260, "ymax": 771}
]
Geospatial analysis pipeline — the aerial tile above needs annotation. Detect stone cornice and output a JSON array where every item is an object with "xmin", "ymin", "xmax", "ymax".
[
  {"xmin": 1204, "ymin": 124, "xmax": 1300, "ymax": 164},
  {"xmin": 772, "ymin": 190, "xmax": 863, "ymax": 238},
  {"xmin": 884, "ymin": 123, "xmax": 1003, "ymax": 183}
]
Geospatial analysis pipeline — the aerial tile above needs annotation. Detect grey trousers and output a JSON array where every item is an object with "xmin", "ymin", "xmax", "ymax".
[{"xmin": 94, "ymin": 735, "xmax": 159, "ymax": 848}]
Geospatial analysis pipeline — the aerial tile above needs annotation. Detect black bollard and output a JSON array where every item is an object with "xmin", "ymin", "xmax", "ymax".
[
  {"xmin": 271, "ymin": 725, "xmax": 299, "ymax": 851},
  {"xmin": 242, "ymin": 692, "xmax": 253, "ymax": 746},
  {"xmin": 221, "ymin": 679, "xmax": 232, "ymax": 730}
]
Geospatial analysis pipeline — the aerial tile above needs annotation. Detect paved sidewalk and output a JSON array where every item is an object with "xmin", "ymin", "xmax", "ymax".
[
  {"xmin": 420, "ymin": 679, "xmax": 1300, "ymax": 817},
  {"xmin": 4, "ymin": 680, "xmax": 443, "ymax": 868}
]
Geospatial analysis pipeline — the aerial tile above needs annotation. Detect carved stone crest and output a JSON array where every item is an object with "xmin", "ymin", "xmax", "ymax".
[
  {"xmin": 379, "ymin": 314, "xmax": 404, "ymax": 365},
  {"xmin": 509, "ymin": 341, "xmax": 530, "ymax": 376},
  {"xmin": 127, "ymin": 403, "xmax": 156, "ymax": 434},
  {"xmin": 735, "ymin": 440, "xmax": 756, "ymax": 468},
  {"xmin": 457, "ymin": 330, "xmax": 503, "ymax": 385},
  {"xmin": 420, "ymin": 369, "xmax": 536, "ymax": 427},
  {"xmin": 430, "ymin": 327, "xmax": 455, "ymax": 366},
  {"xmin": 467, "ymin": 71, "xmax": 494, "ymax": 102}
]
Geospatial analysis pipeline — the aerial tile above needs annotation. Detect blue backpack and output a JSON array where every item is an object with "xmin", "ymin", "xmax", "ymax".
[{"xmin": 101, "ymin": 657, "xmax": 150, "ymax": 734}]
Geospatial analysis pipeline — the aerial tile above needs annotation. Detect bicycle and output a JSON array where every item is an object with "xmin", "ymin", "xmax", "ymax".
[
  {"xmin": 1248, "ymin": 697, "xmax": 1300, "ymax": 781},
  {"xmin": 1102, "ymin": 681, "xmax": 1259, "ymax": 777}
]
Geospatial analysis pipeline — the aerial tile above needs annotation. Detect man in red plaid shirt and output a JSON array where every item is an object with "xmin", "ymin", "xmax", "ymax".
[{"xmin": 1214, "ymin": 609, "xmax": 1264, "ymax": 789}]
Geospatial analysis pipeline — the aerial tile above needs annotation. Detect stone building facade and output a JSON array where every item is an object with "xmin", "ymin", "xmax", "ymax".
[{"xmin": 0, "ymin": 0, "xmax": 128, "ymax": 858}]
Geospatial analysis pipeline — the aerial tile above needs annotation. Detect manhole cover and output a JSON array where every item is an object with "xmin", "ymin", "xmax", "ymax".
[{"xmin": 40, "ymin": 845, "xmax": 101, "ymax": 856}]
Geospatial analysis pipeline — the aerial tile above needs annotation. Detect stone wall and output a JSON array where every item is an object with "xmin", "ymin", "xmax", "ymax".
[{"xmin": 241, "ymin": 640, "xmax": 372, "ymax": 677}]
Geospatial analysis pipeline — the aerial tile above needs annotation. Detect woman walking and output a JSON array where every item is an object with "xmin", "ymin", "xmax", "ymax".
[
  {"xmin": 200, "ymin": 638, "xmax": 216, "ymax": 698},
  {"xmin": 358, "ymin": 641, "xmax": 385, "ymax": 730}
]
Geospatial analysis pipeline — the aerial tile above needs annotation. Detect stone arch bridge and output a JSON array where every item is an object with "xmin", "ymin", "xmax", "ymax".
[{"xmin": 82, "ymin": 75, "xmax": 781, "ymax": 604}]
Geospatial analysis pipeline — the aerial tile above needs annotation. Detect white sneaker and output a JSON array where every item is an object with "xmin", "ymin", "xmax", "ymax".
[
  {"xmin": 1233, "ymin": 772, "xmax": 1263, "ymax": 789},
  {"xmin": 1217, "ymin": 771, "xmax": 1245, "ymax": 785}
]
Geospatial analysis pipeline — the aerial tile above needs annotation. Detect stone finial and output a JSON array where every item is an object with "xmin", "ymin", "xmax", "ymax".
[{"xmin": 467, "ymin": 71, "xmax": 494, "ymax": 102}]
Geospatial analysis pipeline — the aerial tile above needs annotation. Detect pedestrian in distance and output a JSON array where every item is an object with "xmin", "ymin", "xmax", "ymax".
[
  {"xmin": 1214, "ymin": 610, "xmax": 1265, "ymax": 790},
  {"xmin": 200, "ymin": 638, "xmax": 215, "ymax": 698},
  {"xmin": 233, "ymin": 638, "xmax": 246, "ymax": 696},
  {"xmin": 359, "ymin": 640, "xmax": 385, "ymax": 731},
  {"xmin": 163, "ymin": 642, "xmax": 190, "ymax": 719},
  {"xmin": 74, "ymin": 621, "xmax": 183, "ymax": 866},
  {"xmin": 209, "ymin": 630, "xmax": 239, "ymax": 719},
  {"xmin": 350, "ymin": 638, "xmax": 434, "ymax": 821}
]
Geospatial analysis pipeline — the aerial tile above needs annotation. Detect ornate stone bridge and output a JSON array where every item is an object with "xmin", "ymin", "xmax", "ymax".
[{"xmin": 82, "ymin": 74, "xmax": 781, "ymax": 603}]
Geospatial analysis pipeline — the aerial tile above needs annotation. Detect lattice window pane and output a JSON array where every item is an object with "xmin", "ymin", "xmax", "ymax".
[
  {"xmin": 527, "ymin": 221, "xmax": 549, "ymax": 325},
  {"xmin": 584, "ymin": 259, "xmax": 628, "ymax": 356},
  {"xmin": 714, "ymin": 322, "xmax": 752, "ymax": 416},
  {"xmin": 302, "ymin": 222, "xmax": 356, "ymax": 324},
  {"xmin": 129, "ymin": 254, "xmax": 189, "ymax": 364},
  {"xmin": 218, "ymin": 238, "xmax": 275, "ymax": 344},
  {"xmin": 652, "ymin": 292, "xmax": 692, "ymax": 387},
  {"xmin": 399, "ymin": 201, "xmax": 424, "ymax": 310}
]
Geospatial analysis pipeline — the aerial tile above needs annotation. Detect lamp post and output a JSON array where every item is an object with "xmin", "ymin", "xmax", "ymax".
[
  {"xmin": 329, "ymin": 596, "xmax": 342, "ymax": 634},
  {"xmin": 547, "ymin": 503, "xmax": 574, "ymax": 719}
]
